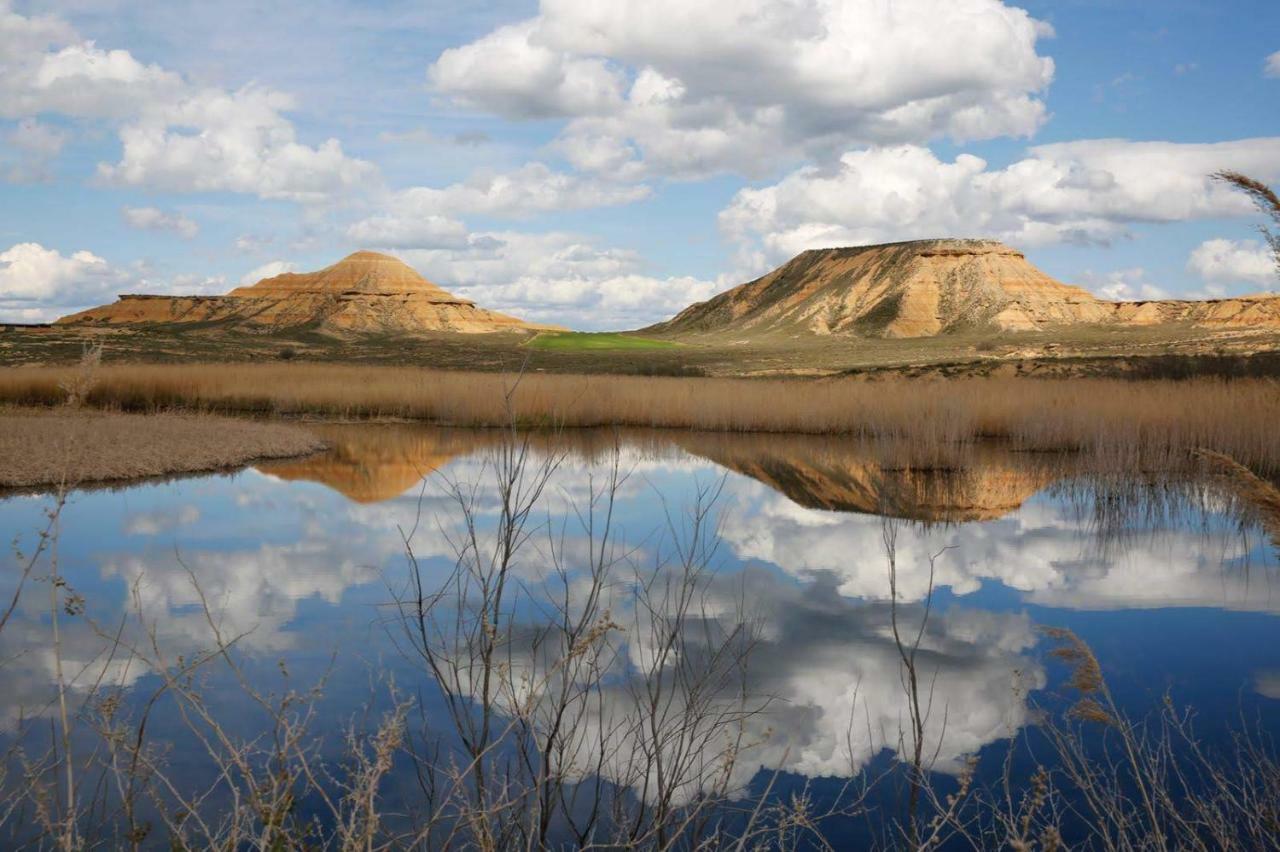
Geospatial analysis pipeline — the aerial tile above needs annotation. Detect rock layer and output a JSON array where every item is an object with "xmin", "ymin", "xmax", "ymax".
[
  {"xmin": 650, "ymin": 239, "xmax": 1280, "ymax": 338},
  {"xmin": 58, "ymin": 251, "xmax": 554, "ymax": 335}
]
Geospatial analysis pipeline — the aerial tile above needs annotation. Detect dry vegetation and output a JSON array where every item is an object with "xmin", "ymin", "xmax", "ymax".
[
  {"xmin": 0, "ymin": 408, "xmax": 323, "ymax": 489},
  {"xmin": 1, "ymin": 363, "xmax": 1278, "ymax": 472}
]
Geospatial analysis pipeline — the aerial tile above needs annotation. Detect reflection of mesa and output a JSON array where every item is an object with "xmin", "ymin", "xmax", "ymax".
[
  {"xmin": 675, "ymin": 432, "xmax": 1062, "ymax": 523},
  {"xmin": 256, "ymin": 424, "xmax": 1063, "ymax": 522},
  {"xmin": 56, "ymin": 251, "xmax": 560, "ymax": 335}
]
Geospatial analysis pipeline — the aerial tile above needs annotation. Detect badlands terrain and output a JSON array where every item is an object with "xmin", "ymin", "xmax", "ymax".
[
  {"xmin": 2, "ymin": 239, "xmax": 1278, "ymax": 377},
  {"xmin": 57, "ymin": 250, "xmax": 556, "ymax": 335}
]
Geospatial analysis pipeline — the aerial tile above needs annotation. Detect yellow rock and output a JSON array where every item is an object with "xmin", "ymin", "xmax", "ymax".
[
  {"xmin": 651, "ymin": 239, "xmax": 1280, "ymax": 338},
  {"xmin": 57, "ymin": 251, "xmax": 559, "ymax": 335}
]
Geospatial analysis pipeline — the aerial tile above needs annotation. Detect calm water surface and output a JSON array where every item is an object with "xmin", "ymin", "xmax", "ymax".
[{"xmin": 2, "ymin": 423, "xmax": 1278, "ymax": 846}]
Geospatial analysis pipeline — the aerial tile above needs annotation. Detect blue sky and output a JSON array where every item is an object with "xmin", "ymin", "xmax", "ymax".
[{"xmin": 0, "ymin": 0, "xmax": 1277, "ymax": 327}]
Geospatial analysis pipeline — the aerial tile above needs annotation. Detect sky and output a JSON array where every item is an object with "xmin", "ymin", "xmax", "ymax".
[{"xmin": 0, "ymin": 0, "xmax": 1278, "ymax": 328}]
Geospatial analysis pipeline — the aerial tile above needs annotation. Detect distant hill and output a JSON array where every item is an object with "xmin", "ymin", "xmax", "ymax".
[
  {"xmin": 648, "ymin": 239, "xmax": 1280, "ymax": 339},
  {"xmin": 57, "ymin": 251, "xmax": 556, "ymax": 335}
]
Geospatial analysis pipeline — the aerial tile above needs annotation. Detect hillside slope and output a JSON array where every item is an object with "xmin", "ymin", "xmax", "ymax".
[
  {"xmin": 58, "ymin": 251, "xmax": 554, "ymax": 335},
  {"xmin": 649, "ymin": 239, "xmax": 1280, "ymax": 339}
]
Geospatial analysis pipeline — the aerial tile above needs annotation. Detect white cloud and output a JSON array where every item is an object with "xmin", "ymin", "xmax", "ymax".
[
  {"xmin": 0, "ymin": 5, "xmax": 374, "ymax": 202},
  {"xmin": 1266, "ymin": 50, "xmax": 1280, "ymax": 79},
  {"xmin": 720, "ymin": 138, "xmax": 1280, "ymax": 265},
  {"xmin": 234, "ymin": 233, "xmax": 274, "ymax": 254},
  {"xmin": 430, "ymin": 20, "xmax": 626, "ymax": 120},
  {"xmin": 0, "ymin": 242, "xmax": 119, "ymax": 321},
  {"xmin": 99, "ymin": 87, "xmax": 376, "ymax": 202},
  {"xmin": 1079, "ymin": 267, "xmax": 1169, "ymax": 301},
  {"xmin": 240, "ymin": 260, "xmax": 296, "ymax": 285},
  {"xmin": 347, "ymin": 210, "xmax": 473, "ymax": 250},
  {"xmin": 122, "ymin": 205, "xmax": 199, "ymax": 238},
  {"xmin": 2, "ymin": 118, "xmax": 67, "ymax": 182},
  {"xmin": 397, "ymin": 232, "xmax": 721, "ymax": 328},
  {"xmin": 0, "ymin": 242, "xmax": 234, "ymax": 320},
  {"xmin": 1188, "ymin": 238, "xmax": 1277, "ymax": 290},
  {"xmin": 408, "ymin": 163, "xmax": 648, "ymax": 219},
  {"xmin": 346, "ymin": 163, "xmax": 650, "ymax": 248},
  {"xmin": 430, "ymin": 0, "xmax": 1055, "ymax": 178}
]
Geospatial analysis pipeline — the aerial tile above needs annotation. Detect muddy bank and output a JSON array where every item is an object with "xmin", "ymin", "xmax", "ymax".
[{"xmin": 0, "ymin": 408, "xmax": 324, "ymax": 490}]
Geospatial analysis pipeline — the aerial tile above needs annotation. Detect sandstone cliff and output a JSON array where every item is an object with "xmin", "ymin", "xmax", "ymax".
[
  {"xmin": 58, "ymin": 251, "xmax": 555, "ymax": 335},
  {"xmin": 650, "ymin": 239, "xmax": 1280, "ymax": 339}
]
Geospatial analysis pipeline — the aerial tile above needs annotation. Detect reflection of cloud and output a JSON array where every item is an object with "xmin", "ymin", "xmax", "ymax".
[
  {"xmin": 687, "ymin": 573, "xmax": 1042, "ymax": 783},
  {"xmin": 0, "ymin": 533, "xmax": 385, "ymax": 726},
  {"xmin": 123, "ymin": 503, "xmax": 200, "ymax": 535},
  {"xmin": 720, "ymin": 481, "xmax": 1277, "ymax": 611},
  {"xmin": 101, "ymin": 541, "xmax": 379, "ymax": 652},
  {"xmin": 446, "ymin": 568, "xmax": 1041, "ymax": 802},
  {"xmin": 1256, "ymin": 670, "xmax": 1280, "ymax": 700}
]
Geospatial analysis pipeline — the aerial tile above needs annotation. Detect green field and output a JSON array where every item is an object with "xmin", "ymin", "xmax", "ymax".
[{"xmin": 526, "ymin": 331, "xmax": 680, "ymax": 351}]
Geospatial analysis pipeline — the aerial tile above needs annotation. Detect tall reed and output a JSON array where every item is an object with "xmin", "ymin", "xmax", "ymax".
[{"xmin": 1, "ymin": 363, "xmax": 1278, "ymax": 471}]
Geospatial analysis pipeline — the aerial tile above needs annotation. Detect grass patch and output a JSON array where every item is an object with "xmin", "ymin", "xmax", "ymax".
[{"xmin": 527, "ymin": 331, "xmax": 680, "ymax": 351}]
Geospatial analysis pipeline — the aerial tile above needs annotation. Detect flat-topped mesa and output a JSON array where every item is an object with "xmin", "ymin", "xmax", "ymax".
[
  {"xmin": 647, "ymin": 239, "xmax": 1109, "ymax": 339},
  {"xmin": 58, "ymin": 250, "xmax": 557, "ymax": 335},
  {"xmin": 648, "ymin": 238, "xmax": 1280, "ymax": 339}
]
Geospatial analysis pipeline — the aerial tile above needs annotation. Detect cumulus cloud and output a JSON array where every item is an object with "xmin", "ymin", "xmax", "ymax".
[
  {"xmin": 430, "ymin": 0, "xmax": 1055, "ymax": 178},
  {"xmin": 0, "ymin": 241, "xmax": 120, "ymax": 321},
  {"xmin": 0, "ymin": 241, "xmax": 234, "ymax": 320},
  {"xmin": 395, "ymin": 232, "xmax": 721, "ymax": 328},
  {"xmin": 719, "ymin": 138, "xmax": 1280, "ymax": 265},
  {"xmin": 121, "ymin": 205, "xmax": 199, "ymax": 238},
  {"xmin": 2, "ymin": 117, "xmax": 67, "ymax": 182},
  {"xmin": 1188, "ymin": 238, "xmax": 1277, "ymax": 290},
  {"xmin": 1266, "ymin": 50, "xmax": 1280, "ymax": 79},
  {"xmin": 0, "ymin": 4, "xmax": 374, "ymax": 201},
  {"xmin": 389, "ymin": 163, "xmax": 649, "ymax": 220},
  {"xmin": 345, "ymin": 163, "xmax": 650, "ymax": 251},
  {"xmin": 240, "ymin": 260, "xmax": 296, "ymax": 284},
  {"xmin": 347, "ymin": 210, "xmax": 473, "ymax": 250},
  {"xmin": 1079, "ymin": 267, "xmax": 1169, "ymax": 301},
  {"xmin": 430, "ymin": 20, "xmax": 626, "ymax": 120}
]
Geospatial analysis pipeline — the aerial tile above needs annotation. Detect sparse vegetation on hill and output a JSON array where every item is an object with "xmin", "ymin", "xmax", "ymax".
[{"xmin": 55, "ymin": 251, "xmax": 559, "ymax": 335}]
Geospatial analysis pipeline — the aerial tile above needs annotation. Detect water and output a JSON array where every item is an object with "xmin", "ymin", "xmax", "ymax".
[{"xmin": 2, "ymin": 423, "xmax": 1278, "ymax": 847}]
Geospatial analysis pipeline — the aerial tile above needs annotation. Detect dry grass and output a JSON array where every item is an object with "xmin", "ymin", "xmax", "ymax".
[
  {"xmin": 1, "ymin": 363, "xmax": 1278, "ymax": 471},
  {"xmin": 0, "ymin": 407, "xmax": 324, "ymax": 489}
]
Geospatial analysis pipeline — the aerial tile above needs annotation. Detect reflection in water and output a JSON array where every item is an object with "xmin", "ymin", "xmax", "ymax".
[
  {"xmin": 674, "ymin": 431, "xmax": 1065, "ymax": 522},
  {"xmin": 256, "ymin": 423, "xmax": 490, "ymax": 502},
  {"xmin": 0, "ymin": 424, "xmax": 1277, "ymax": 846}
]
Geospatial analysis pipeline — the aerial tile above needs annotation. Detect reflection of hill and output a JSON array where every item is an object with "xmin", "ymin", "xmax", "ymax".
[
  {"xmin": 673, "ymin": 432, "xmax": 1068, "ymax": 522},
  {"xmin": 256, "ymin": 424, "xmax": 1072, "ymax": 519},
  {"xmin": 256, "ymin": 424, "xmax": 498, "ymax": 503}
]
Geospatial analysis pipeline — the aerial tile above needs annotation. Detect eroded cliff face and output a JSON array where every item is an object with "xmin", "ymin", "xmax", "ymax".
[
  {"xmin": 650, "ymin": 239, "xmax": 1280, "ymax": 339},
  {"xmin": 57, "ymin": 251, "xmax": 556, "ymax": 335}
]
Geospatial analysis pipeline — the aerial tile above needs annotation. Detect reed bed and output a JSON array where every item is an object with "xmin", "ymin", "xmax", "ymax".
[{"xmin": 2, "ymin": 363, "xmax": 1278, "ymax": 472}]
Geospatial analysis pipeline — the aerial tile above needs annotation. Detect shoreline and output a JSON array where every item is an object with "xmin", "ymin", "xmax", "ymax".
[{"xmin": 0, "ymin": 407, "xmax": 326, "ymax": 492}]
